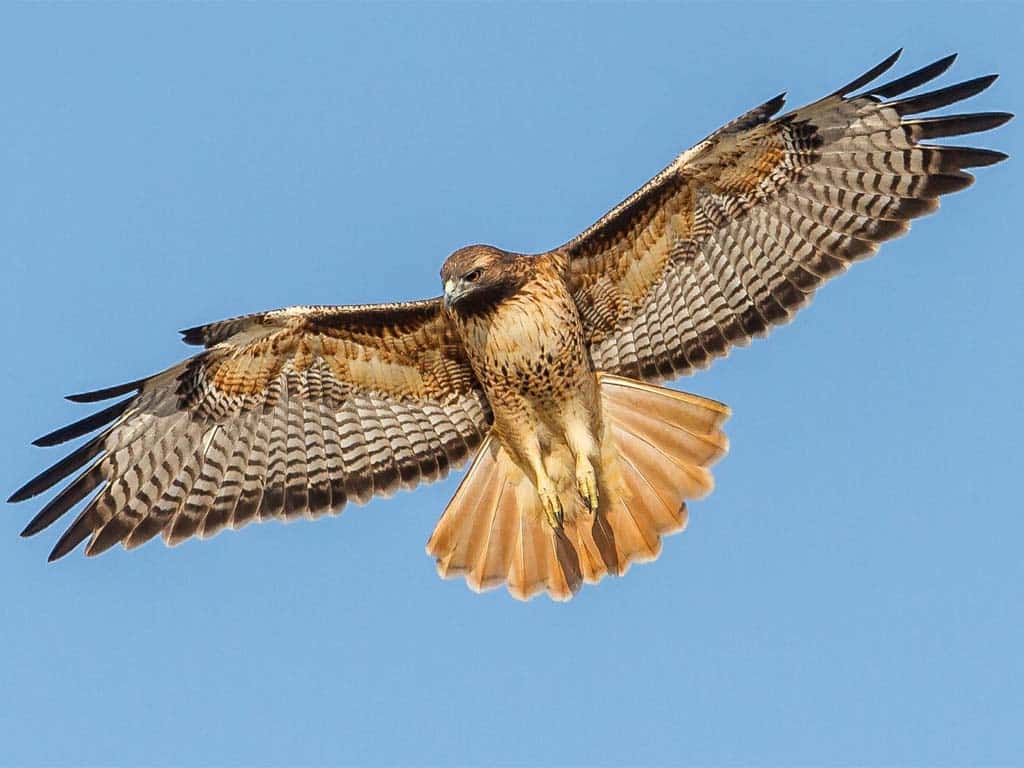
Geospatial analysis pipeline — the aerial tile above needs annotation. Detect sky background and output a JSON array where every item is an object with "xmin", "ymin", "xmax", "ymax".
[{"xmin": 1, "ymin": 4, "xmax": 1021, "ymax": 767}]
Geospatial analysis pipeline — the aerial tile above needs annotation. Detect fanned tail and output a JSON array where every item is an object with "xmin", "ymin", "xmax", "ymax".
[
  {"xmin": 426, "ymin": 435, "xmax": 582, "ymax": 601},
  {"xmin": 425, "ymin": 374, "xmax": 729, "ymax": 601}
]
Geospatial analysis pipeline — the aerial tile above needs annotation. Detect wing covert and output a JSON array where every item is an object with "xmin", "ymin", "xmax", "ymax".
[{"xmin": 11, "ymin": 300, "xmax": 492, "ymax": 559}]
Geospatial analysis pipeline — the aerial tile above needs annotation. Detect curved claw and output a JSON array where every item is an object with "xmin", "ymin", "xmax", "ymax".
[
  {"xmin": 539, "ymin": 486, "xmax": 564, "ymax": 530},
  {"xmin": 577, "ymin": 465, "xmax": 599, "ymax": 514}
]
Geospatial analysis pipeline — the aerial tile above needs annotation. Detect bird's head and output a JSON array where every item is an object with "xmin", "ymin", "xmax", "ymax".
[{"xmin": 440, "ymin": 244, "xmax": 522, "ymax": 314}]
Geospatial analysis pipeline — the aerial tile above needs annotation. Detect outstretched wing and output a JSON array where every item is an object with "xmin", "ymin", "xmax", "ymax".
[
  {"xmin": 10, "ymin": 300, "xmax": 491, "ymax": 560},
  {"xmin": 560, "ymin": 51, "xmax": 1010, "ymax": 381}
]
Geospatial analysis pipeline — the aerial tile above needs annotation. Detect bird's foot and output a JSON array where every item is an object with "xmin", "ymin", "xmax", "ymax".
[
  {"xmin": 576, "ymin": 465, "xmax": 599, "ymax": 514},
  {"xmin": 538, "ymin": 484, "xmax": 564, "ymax": 530}
]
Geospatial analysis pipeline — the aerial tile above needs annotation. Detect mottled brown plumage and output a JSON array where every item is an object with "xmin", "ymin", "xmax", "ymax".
[{"xmin": 9, "ymin": 51, "xmax": 1010, "ymax": 600}]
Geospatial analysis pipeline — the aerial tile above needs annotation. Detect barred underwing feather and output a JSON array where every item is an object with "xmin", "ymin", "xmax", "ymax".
[
  {"xmin": 562, "ymin": 52, "xmax": 1009, "ymax": 381},
  {"xmin": 12, "ymin": 301, "xmax": 491, "ymax": 558},
  {"xmin": 203, "ymin": 412, "xmax": 257, "ymax": 537},
  {"xmin": 904, "ymin": 112, "xmax": 1012, "ymax": 141},
  {"xmin": 283, "ymin": 385, "xmax": 311, "ymax": 519},
  {"xmin": 302, "ymin": 400, "xmax": 334, "ymax": 517},
  {"xmin": 802, "ymin": 165, "xmax": 976, "ymax": 197}
]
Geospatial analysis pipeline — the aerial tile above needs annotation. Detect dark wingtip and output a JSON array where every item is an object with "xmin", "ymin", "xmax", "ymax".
[
  {"xmin": 8, "ymin": 434, "xmax": 105, "ymax": 504},
  {"xmin": 765, "ymin": 92, "xmax": 787, "ymax": 118},
  {"xmin": 33, "ymin": 432, "xmax": 65, "ymax": 448},
  {"xmin": 891, "ymin": 74, "xmax": 1001, "ymax": 117},
  {"xmin": 719, "ymin": 91, "xmax": 789, "ymax": 135},
  {"xmin": 179, "ymin": 327, "xmax": 206, "ymax": 346},
  {"xmin": 48, "ymin": 526, "xmax": 88, "ymax": 562},
  {"xmin": 972, "ymin": 73, "xmax": 1000, "ymax": 93},
  {"xmin": 906, "ymin": 112, "xmax": 1014, "ymax": 140},
  {"xmin": 31, "ymin": 397, "xmax": 133, "ymax": 447},
  {"xmin": 66, "ymin": 378, "xmax": 145, "ymax": 403},
  {"xmin": 868, "ymin": 53, "xmax": 958, "ymax": 99},
  {"xmin": 834, "ymin": 49, "xmax": 903, "ymax": 96},
  {"xmin": 8, "ymin": 471, "xmax": 50, "ymax": 503},
  {"xmin": 980, "ymin": 149, "xmax": 1010, "ymax": 165}
]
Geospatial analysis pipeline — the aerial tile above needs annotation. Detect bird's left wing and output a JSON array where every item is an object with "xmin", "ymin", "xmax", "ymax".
[
  {"xmin": 559, "ymin": 52, "xmax": 1010, "ymax": 381},
  {"xmin": 10, "ymin": 300, "xmax": 491, "ymax": 560}
]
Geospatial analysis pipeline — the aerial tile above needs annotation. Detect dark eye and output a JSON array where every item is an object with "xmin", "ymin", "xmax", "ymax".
[{"xmin": 464, "ymin": 268, "xmax": 483, "ymax": 283}]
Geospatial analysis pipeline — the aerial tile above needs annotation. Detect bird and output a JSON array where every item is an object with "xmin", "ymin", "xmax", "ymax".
[{"xmin": 9, "ymin": 50, "xmax": 1010, "ymax": 601}]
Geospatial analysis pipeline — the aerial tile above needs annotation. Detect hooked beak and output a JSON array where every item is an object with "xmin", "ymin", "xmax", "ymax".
[{"xmin": 443, "ymin": 278, "xmax": 468, "ymax": 309}]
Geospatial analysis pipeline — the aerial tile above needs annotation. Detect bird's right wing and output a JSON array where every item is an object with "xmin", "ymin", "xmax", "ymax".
[
  {"xmin": 560, "ymin": 51, "xmax": 1010, "ymax": 381},
  {"xmin": 10, "ymin": 300, "xmax": 492, "ymax": 560}
]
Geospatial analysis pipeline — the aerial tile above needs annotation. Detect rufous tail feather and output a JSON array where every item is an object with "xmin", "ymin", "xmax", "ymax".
[{"xmin": 425, "ymin": 373, "xmax": 729, "ymax": 601}]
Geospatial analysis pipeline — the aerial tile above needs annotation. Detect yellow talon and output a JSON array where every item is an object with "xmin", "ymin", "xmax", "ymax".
[
  {"xmin": 539, "ymin": 486, "xmax": 564, "ymax": 529},
  {"xmin": 577, "ymin": 465, "xmax": 599, "ymax": 514}
]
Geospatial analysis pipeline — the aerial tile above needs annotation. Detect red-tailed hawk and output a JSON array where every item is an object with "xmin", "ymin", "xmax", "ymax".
[{"xmin": 9, "ymin": 52, "xmax": 1010, "ymax": 600}]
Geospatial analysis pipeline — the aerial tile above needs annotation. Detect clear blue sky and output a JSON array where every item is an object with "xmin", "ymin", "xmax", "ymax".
[{"xmin": 2, "ymin": 4, "xmax": 1021, "ymax": 766}]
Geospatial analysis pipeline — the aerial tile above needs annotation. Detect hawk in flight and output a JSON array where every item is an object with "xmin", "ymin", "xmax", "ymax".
[{"xmin": 10, "ymin": 52, "xmax": 1010, "ymax": 600}]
